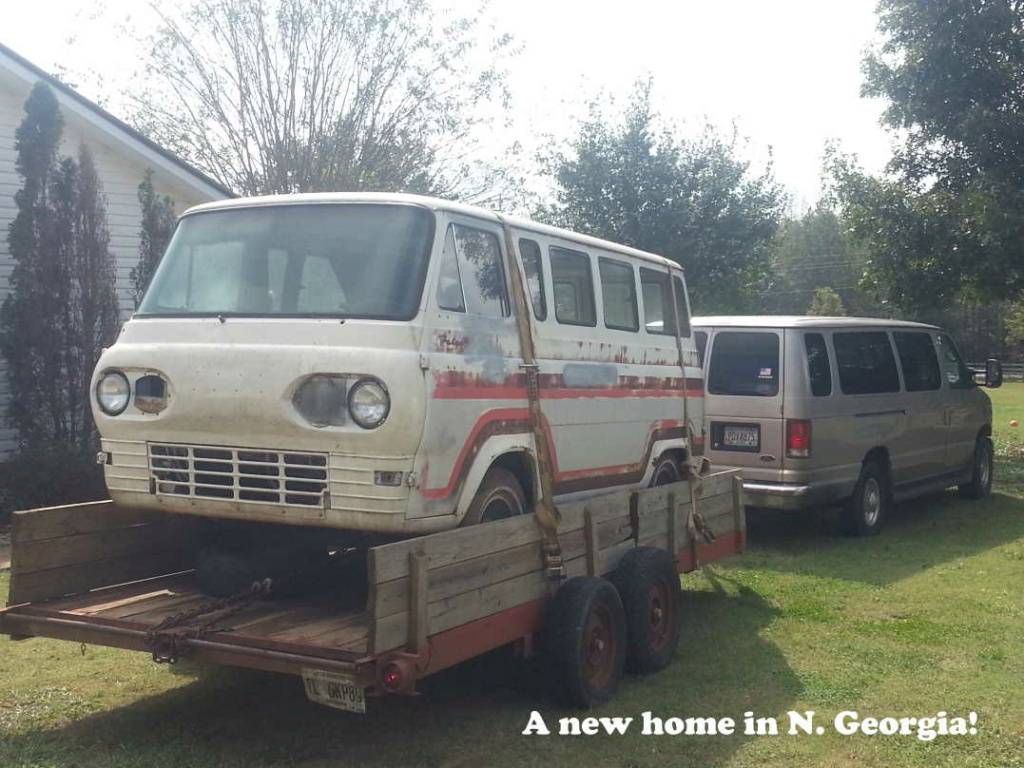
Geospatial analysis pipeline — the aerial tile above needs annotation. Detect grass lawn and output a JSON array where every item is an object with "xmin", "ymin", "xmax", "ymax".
[{"xmin": 3, "ymin": 386, "xmax": 1024, "ymax": 767}]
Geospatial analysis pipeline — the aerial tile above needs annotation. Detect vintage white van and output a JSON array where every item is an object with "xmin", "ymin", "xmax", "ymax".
[
  {"xmin": 92, "ymin": 193, "xmax": 704, "ymax": 545},
  {"xmin": 692, "ymin": 316, "xmax": 1001, "ymax": 535}
]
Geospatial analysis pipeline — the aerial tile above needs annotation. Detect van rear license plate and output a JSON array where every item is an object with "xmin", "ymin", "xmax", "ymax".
[
  {"xmin": 302, "ymin": 669, "xmax": 366, "ymax": 713},
  {"xmin": 724, "ymin": 425, "xmax": 759, "ymax": 447}
]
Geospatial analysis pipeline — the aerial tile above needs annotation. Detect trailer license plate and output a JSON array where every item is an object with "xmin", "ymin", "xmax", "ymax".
[
  {"xmin": 724, "ymin": 425, "xmax": 758, "ymax": 448},
  {"xmin": 302, "ymin": 669, "xmax": 366, "ymax": 713}
]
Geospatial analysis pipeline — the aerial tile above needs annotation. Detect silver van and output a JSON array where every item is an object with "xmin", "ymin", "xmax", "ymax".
[{"xmin": 691, "ymin": 316, "xmax": 1002, "ymax": 535}]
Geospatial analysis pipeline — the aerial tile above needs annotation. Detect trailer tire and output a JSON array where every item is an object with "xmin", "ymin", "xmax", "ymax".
[
  {"xmin": 462, "ymin": 467, "xmax": 527, "ymax": 525},
  {"xmin": 611, "ymin": 547, "xmax": 682, "ymax": 674},
  {"xmin": 546, "ymin": 577, "xmax": 626, "ymax": 708}
]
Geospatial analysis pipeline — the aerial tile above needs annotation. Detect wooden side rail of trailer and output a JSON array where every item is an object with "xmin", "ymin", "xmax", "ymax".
[{"xmin": 0, "ymin": 470, "xmax": 744, "ymax": 711}]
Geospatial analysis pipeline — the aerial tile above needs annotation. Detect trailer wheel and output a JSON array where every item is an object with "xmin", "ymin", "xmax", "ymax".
[
  {"xmin": 462, "ymin": 467, "xmax": 527, "ymax": 525},
  {"xmin": 546, "ymin": 577, "xmax": 626, "ymax": 708},
  {"xmin": 611, "ymin": 547, "xmax": 682, "ymax": 674}
]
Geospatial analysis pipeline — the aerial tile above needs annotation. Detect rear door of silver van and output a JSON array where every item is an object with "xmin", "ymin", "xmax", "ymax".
[{"xmin": 700, "ymin": 326, "xmax": 786, "ymax": 486}]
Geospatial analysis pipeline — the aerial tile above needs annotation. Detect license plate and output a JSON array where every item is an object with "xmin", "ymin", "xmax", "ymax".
[
  {"xmin": 724, "ymin": 425, "xmax": 759, "ymax": 447},
  {"xmin": 302, "ymin": 668, "xmax": 366, "ymax": 713}
]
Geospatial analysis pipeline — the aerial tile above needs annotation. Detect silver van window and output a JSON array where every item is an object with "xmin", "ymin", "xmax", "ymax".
[
  {"xmin": 551, "ymin": 246, "xmax": 597, "ymax": 326},
  {"xmin": 937, "ymin": 334, "xmax": 972, "ymax": 389},
  {"xmin": 518, "ymin": 238, "xmax": 547, "ymax": 320},
  {"xmin": 707, "ymin": 331, "xmax": 780, "ymax": 397},
  {"xmin": 834, "ymin": 331, "xmax": 900, "ymax": 394},
  {"xmin": 452, "ymin": 224, "xmax": 509, "ymax": 317},
  {"xmin": 804, "ymin": 332, "xmax": 832, "ymax": 396},
  {"xmin": 893, "ymin": 332, "xmax": 941, "ymax": 392}
]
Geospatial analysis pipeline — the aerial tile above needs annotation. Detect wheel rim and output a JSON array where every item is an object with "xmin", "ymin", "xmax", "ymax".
[
  {"xmin": 646, "ymin": 579, "xmax": 673, "ymax": 653},
  {"xmin": 583, "ymin": 604, "xmax": 616, "ymax": 689},
  {"xmin": 979, "ymin": 446, "xmax": 992, "ymax": 490},
  {"xmin": 862, "ymin": 477, "xmax": 881, "ymax": 527}
]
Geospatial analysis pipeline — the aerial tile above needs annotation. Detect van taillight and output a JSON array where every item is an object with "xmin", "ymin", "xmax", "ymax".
[{"xmin": 787, "ymin": 420, "xmax": 812, "ymax": 458}]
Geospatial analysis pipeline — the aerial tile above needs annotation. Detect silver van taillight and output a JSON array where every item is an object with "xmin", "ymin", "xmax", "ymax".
[{"xmin": 786, "ymin": 419, "xmax": 812, "ymax": 458}]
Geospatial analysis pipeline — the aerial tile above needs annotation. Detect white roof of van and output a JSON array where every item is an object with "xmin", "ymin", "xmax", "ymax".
[
  {"xmin": 181, "ymin": 192, "xmax": 677, "ymax": 269},
  {"xmin": 692, "ymin": 315, "xmax": 940, "ymax": 331}
]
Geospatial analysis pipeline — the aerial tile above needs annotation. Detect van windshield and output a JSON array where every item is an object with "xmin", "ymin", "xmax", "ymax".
[
  {"xmin": 138, "ymin": 204, "xmax": 435, "ymax": 320},
  {"xmin": 707, "ymin": 331, "xmax": 780, "ymax": 397}
]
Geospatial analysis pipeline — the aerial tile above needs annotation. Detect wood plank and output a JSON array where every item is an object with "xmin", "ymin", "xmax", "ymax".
[
  {"xmin": 235, "ymin": 604, "xmax": 359, "ymax": 638},
  {"xmin": 39, "ymin": 573, "xmax": 195, "ymax": 613},
  {"xmin": 584, "ymin": 508, "xmax": 599, "ymax": 577},
  {"xmin": 269, "ymin": 611, "xmax": 368, "ymax": 644},
  {"xmin": 12, "ymin": 521, "xmax": 194, "ymax": 574},
  {"xmin": 11, "ymin": 501, "xmax": 187, "ymax": 544},
  {"xmin": 409, "ymin": 551, "xmax": 428, "ymax": 652},
  {"xmin": 9, "ymin": 548, "xmax": 194, "ymax": 606}
]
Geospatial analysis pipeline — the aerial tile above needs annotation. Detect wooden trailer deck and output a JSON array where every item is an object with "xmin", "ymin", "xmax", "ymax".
[{"xmin": 2, "ymin": 470, "xmax": 745, "ymax": 702}]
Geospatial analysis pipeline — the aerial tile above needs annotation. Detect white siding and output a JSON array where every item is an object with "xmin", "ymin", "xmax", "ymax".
[{"xmin": 0, "ymin": 71, "xmax": 226, "ymax": 456}]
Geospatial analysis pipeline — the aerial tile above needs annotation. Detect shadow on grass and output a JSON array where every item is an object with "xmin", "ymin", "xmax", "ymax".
[
  {"xmin": 737, "ymin": 484, "xmax": 1024, "ymax": 587},
  {"xmin": 0, "ymin": 576, "xmax": 798, "ymax": 768}
]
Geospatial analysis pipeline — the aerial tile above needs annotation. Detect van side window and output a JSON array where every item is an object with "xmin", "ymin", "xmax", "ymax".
[
  {"xmin": 936, "ymin": 334, "xmax": 971, "ymax": 388},
  {"xmin": 436, "ymin": 227, "xmax": 466, "ymax": 312},
  {"xmin": 893, "ymin": 332, "xmax": 941, "ymax": 392},
  {"xmin": 639, "ymin": 267, "xmax": 677, "ymax": 336},
  {"xmin": 707, "ymin": 331, "xmax": 780, "ymax": 397},
  {"xmin": 453, "ymin": 224, "xmax": 509, "ymax": 317},
  {"xmin": 673, "ymin": 276, "xmax": 691, "ymax": 338},
  {"xmin": 833, "ymin": 331, "xmax": 900, "ymax": 394},
  {"xmin": 804, "ymin": 333, "xmax": 832, "ymax": 396},
  {"xmin": 518, "ymin": 238, "xmax": 547, "ymax": 320},
  {"xmin": 551, "ymin": 246, "xmax": 596, "ymax": 326},
  {"xmin": 598, "ymin": 258, "xmax": 639, "ymax": 332},
  {"xmin": 695, "ymin": 331, "xmax": 708, "ymax": 366}
]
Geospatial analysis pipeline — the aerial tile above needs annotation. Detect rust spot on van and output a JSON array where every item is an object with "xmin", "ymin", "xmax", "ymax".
[{"xmin": 435, "ymin": 331, "xmax": 469, "ymax": 354}]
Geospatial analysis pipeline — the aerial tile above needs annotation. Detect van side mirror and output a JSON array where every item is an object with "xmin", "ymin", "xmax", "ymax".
[{"xmin": 985, "ymin": 358, "xmax": 1003, "ymax": 388}]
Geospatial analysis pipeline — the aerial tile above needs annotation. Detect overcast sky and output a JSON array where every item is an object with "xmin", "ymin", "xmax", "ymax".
[{"xmin": 3, "ymin": 0, "xmax": 894, "ymax": 212}]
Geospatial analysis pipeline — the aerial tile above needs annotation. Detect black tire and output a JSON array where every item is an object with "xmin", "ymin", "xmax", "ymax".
[
  {"xmin": 462, "ymin": 467, "xmax": 527, "ymax": 525},
  {"xmin": 840, "ymin": 460, "xmax": 889, "ymax": 537},
  {"xmin": 650, "ymin": 454, "xmax": 682, "ymax": 487},
  {"xmin": 610, "ymin": 547, "xmax": 682, "ymax": 674},
  {"xmin": 546, "ymin": 577, "xmax": 626, "ymax": 708},
  {"xmin": 959, "ymin": 436, "xmax": 994, "ymax": 500}
]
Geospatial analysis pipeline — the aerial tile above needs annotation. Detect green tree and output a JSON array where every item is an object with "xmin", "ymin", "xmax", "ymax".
[
  {"xmin": 0, "ymin": 83, "xmax": 119, "ymax": 512},
  {"xmin": 764, "ymin": 204, "xmax": 878, "ymax": 316},
  {"xmin": 130, "ymin": 169, "xmax": 177, "ymax": 306},
  {"xmin": 543, "ymin": 83, "xmax": 786, "ymax": 313},
  {"xmin": 832, "ymin": 0, "xmax": 1024, "ymax": 311},
  {"xmin": 131, "ymin": 0, "xmax": 517, "ymax": 200},
  {"xmin": 807, "ymin": 286, "xmax": 847, "ymax": 316}
]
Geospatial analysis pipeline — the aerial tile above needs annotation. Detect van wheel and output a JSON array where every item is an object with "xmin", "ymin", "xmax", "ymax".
[
  {"xmin": 840, "ymin": 461, "xmax": 889, "ymax": 537},
  {"xmin": 958, "ymin": 437, "xmax": 993, "ymax": 500},
  {"xmin": 610, "ymin": 548, "xmax": 682, "ymax": 674},
  {"xmin": 546, "ymin": 577, "xmax": 626, "ymax": 708},
  {"xmin": 462, "ymin": 467, "xmax": 527, "ymax": 525},
  {"xmin": 650, "ymin": 454, "xmax": 681, "ymax": 486}
]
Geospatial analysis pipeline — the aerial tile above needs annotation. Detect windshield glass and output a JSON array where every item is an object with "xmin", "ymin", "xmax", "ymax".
[{"xmin": 138, "ymin": 203, "xmax": 435, "ymax": 319}]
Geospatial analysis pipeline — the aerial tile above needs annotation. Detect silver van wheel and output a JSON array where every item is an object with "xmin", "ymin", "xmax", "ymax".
[
  {"xmin": 958, "ymin": 437, "xmax": 993, "ymax": 500},
  {"xmin": 841, "ymin": 460, "xmax": 888, "ymax": 537}
]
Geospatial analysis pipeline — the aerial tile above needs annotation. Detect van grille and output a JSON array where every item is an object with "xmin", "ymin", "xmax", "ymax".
[{"xmin": 148, "ymin": 443, "xmax": 328, "ymax": 507}]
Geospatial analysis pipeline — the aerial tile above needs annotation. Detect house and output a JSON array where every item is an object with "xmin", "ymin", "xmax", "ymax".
[{"xmin": 0, "ymin": 42, "xmax": 233, "ymax": 456}]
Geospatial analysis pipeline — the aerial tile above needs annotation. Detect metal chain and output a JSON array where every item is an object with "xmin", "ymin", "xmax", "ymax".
[{"xmin": 145, "ymin": 578, "xmax": 274, "ymax": 664}]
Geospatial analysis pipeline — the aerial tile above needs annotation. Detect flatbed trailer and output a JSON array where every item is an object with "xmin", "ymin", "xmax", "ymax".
[{"xmin": 1, "ymin": 470, "xmax": 743, "ymax": 711}]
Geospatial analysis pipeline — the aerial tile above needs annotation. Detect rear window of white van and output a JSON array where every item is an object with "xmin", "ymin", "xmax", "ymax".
[{"xmin": 707, "ymin": 331, "xmax": 780, "ymax": 397}]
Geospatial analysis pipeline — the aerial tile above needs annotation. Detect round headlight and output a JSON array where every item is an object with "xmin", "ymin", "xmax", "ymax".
[
  {"xmin": 348, "ymin": 378, "xmax": 390, "ymax": 429},
  {"xmin": 96, "ymin": 371, "xmax": 130, "ymax": 415}
]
